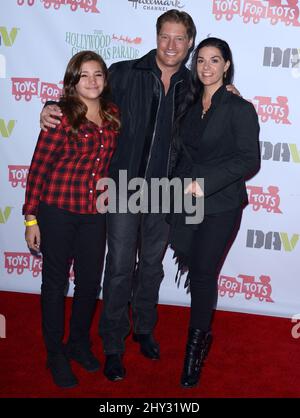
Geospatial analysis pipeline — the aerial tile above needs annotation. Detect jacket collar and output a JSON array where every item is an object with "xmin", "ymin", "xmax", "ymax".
[{"xmin": 133, "ymin": 49, "xmax": 189, "ymax": 80}]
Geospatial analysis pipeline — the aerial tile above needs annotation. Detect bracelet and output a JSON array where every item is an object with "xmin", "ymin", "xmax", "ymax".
[{"xmin": 24, "ymin": 219, "xmax": 38, "ymax": 227}]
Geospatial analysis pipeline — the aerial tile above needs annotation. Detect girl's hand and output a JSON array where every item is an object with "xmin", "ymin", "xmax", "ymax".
[{"xmin": 25, "ymin": 225, "xmax": 41, "ymax": 252}]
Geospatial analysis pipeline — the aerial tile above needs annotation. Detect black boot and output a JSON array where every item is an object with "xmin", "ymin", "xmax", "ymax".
[{"xmin": 180, "ymin": 328, "xmax": 212, "ymax": 388}]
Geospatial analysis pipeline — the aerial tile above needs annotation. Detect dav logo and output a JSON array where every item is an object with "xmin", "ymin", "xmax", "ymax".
[
  {"xmin": 260, "ymin": 141, "xmax": 300, "ymax": 163},
  {"xmin": 249, "ymin": 96, "xmax": 291, "ymax": 124},
  {"xmin": 213, "ymin": 0, "xmax": 300, "ymax": 26},
  {"xmin": 218, "ymin": 274, "xmax": 274, "ymax": 302},
  {"xmin": 11, "ymin": 78, "xmax": 62, "ymax": 102},
  {"xmin": 246, "ymin": 229, "xmax": 299, "ymax": 251},
  {"xmin": 0, "ymin": 119, "xmax": 16, "ymax": 138},
  {"xmin": 0, "ymin": 207, "xmax": 13, "ymax": 224},
  {"xmin": 263, "ymin": 47, "xmax": 300, "ymax": 68},
  {"xmin": 0, "ymin": 27, "xmax": 19, "ymax": 47},
  {"xmin": 17, "ymin": 0, "xmax": 100, "ymax": 13},
  {"xmin": 8, "ymin": 165, "xmax": 29, "ymax": 188},
  {"xmin": 247, "ymin": 185, "xmax": 282, "ymax": 213}
]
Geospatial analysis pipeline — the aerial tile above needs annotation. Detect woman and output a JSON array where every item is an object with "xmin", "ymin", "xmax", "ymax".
[
  {"xmin": 170, "ymin": 38, "xmax": 260, "ymax": 388},
  {"xmin": 23, "ymin": 51, "xmax": 120, "ymax": 388}
]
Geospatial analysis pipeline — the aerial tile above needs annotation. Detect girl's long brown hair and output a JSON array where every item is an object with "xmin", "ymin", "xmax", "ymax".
[{"xmin": 59, "ymin": 50, "xmax": 120, "ymax": 134}]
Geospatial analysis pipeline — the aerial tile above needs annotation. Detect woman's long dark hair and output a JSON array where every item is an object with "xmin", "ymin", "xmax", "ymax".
[
  {"xmin": 173, "ymin": 37, "xmax": 234, "ymax": 150},
  {"xmin": 59, "ymin": 50, "xmax": 120, "ymax": 133}
]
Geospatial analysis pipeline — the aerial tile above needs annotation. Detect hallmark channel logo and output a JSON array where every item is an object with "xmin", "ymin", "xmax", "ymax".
[
  {"xmin": 0, "ymin": 27, "xmax": 19, "ymax": 47},
  {"xmin": 212, "ymin": 0, "xmax": 300, "ymax": 26},
  {"xmin": 249, "ymin": 96, "xmax": 291, "ymax": 124},
  {"xmin": 246, "ymin": 230, "xmax": 299, "ymax": 251},
  {"xmin": 17, "ymin": 0, "xmax": 100, "ymax": 13},
  {"xmin": 11, "ymin": 78, "xmax": 62, "ymax": 103},
  {"xmin": 0, "ymin": 119, "xmax": 16, "ymax": 138},
  {"xmin": 218, "ymin": 274, "xmax": 274, "ymax": 302},
  {"xmin": 65, "ymin": 30, "xmax": 141, "ymax": 61},
  {"xmin": 128, "ymin": 0, "xmax": 185, "ymax": 12},
  {"xmin": 260, "ymin": 141, "xmax": 300, "ymax": 163},
  {"xmin": 247, "ymin": 185, "xmax": 282, "ymax": 213},
  {"xmin": 8, "ymin": 165, "xmax": 29, "ymax": 188}
]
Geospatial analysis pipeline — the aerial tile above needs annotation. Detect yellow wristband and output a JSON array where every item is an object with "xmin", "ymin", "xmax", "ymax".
[{"xmin": 24, "ymin": 219, "xmax": 38, "ymax": 227}]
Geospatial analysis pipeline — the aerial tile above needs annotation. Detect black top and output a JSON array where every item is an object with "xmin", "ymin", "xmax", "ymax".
[{"xmin": 174, "ymin": 85, "xmax": 260, "ymax": 215}]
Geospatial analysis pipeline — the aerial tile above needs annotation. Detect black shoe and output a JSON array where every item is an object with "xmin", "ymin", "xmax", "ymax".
[
  {"xmin": 65, "ymin": 343, "xmax": 100, "ymax": 372},
  {"xmin": 104, "ymin": 354, "xmax": 126, "ymax": 382},
  {"xmin": 180, "ymin": 328, "xmax": 212, "ymax": 388},
  {"xmin": 133, "ymin": 333, "xmax": 160, "ymax": 360},
  {"xmin": 47, "ymin": 353, "xmax": 78, "ymax": 389}
]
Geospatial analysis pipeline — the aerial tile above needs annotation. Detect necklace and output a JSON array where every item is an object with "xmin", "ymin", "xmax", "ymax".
[
  {"xmin": 201, "ymin": 106, "xmax": 210, "ymax": 119},
  {"xmin": 201, "ymin": 98, "xmax": 211, "ymax": 119},
  {"xmin": 201, "ymin": 108, "xmax": 207, "ymax": 119}
]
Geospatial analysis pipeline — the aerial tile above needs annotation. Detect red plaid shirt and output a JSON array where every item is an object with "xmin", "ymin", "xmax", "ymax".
[{"xmin": 23, "ymin": 110, "xmax": 118, "ymax": 215}]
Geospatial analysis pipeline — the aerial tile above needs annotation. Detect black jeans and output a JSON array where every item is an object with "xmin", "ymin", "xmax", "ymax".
[
  {"xmin": 188, "ymin": 208, "xmax": 242, "ymax": 331},
  {"xmin": 38, "ymin": 202, "xmax": 106, "ymax": 357},
  {"xmin": 99, "ymin": 210, "xmax": 169, "ymax": 354}
]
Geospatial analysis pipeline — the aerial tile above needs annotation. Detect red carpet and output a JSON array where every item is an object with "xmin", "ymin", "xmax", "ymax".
[{"xmin": 0, "ymin": 291, "xmax": 299, "ymax": 398}]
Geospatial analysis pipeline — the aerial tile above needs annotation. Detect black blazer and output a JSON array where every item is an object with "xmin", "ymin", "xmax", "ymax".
[{"xmin": 177, "ymin": 86, "xmax": 260, "ymax": 215}]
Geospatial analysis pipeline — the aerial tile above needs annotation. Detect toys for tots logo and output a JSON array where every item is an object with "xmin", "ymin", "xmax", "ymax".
[
  {"xmin": 17, "ymin": 0, "xmax": 100, "ymax": 13},
  {"xmin": 212, "ymin": 0, "xmax": 300, "ymax": 26},
  {"xmin": 4, "ymin": 252, "xmax": 42, "ymax": 277},
  {"xmin": 249, "ymin": 96, "xmax": 291, "ymax": 124},
  {"xmin": 11, "ymin": 78, "xmax": 62, "ymax": 103},
  {"xmin": 65, "ymin": 30, "xmax": 142, "ymax": 61},
  {"xmin": 218, "ymin": 273, "xmax": 274, "ymax": 302},
  {"xmin": 8, "ymin": 165, "xmax": 29, "ymax": 188},
  {"xmin": 4, "ymin": 252, "xmax": 75, "ymax": 279}
]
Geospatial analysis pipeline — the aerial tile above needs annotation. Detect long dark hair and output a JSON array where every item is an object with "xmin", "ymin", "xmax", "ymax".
[
  {"xmin": 59, "ymin": 50, "xmax": 120, "ymax": 133},
  {"xmin": 173, "ymin": 37, "xmax": 234, "ymax": 150}
]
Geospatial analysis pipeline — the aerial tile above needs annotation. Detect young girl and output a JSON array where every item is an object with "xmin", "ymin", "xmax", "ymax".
[{"xmin": 23, "ymin": 51, "xmax": 120, "ymax": 388}]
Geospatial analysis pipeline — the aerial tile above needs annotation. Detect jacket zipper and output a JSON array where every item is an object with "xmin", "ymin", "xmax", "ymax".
[
  {"xmin": 141, "ymin": 72, "xmax": 163, "ymax": 196},
  {"xmin": 166, "ymin": 79, "xmax": 183, "ymax": 178}
]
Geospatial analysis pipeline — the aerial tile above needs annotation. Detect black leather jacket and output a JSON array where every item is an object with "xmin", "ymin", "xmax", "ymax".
[{"xmin": 108, "ymin": 49, "xmax": 190, "ymax": 183}]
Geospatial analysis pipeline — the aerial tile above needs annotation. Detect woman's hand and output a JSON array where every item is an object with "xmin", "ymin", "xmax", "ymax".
[
  {"xmin": 184, "ymin": 181, "xmax": 204, "ymax": 198},
  {"xmin": 25, "ymin": 225, "xmax": 41, "ymax": 252},
  {"xmin": 40, "ymin": 104, "xmax": 62, "ymax": 131}
]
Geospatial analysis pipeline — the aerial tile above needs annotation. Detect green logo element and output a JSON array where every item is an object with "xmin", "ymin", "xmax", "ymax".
[
  {"xmin": 0, "ymin": 207, "xmax": 13, "ymax": 224},
  {"xmin": 0, "ymin": 27, "xmax": 18, "ymax": 47},
  {"xmin": 0, "ymin": 119, "xmax": 15, "ymax": 137},
  {"xmin": 280, "ymin": 233, "xmax": 299, "ymax": 252}
]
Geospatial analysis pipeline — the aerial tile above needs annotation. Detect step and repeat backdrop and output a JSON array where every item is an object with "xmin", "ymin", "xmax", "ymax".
[{"xmin": 0, "ymin": 0, "xmax": 299, "ymax": 319}]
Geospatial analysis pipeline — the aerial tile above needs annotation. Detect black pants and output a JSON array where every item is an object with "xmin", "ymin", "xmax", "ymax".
[
  {"xmin": 188, "ymin": 208, "xmax": 242, "ymax": 331},
  {"xmin": 38, "ymin": 202, "xmax": 106, "ymax": 357},
  {"xmin": 99, "ymin": 210, "xmax": 169, "ymax": 354}
]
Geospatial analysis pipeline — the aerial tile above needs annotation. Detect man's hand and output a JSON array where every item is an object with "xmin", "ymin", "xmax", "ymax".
[
  {"xmin": 226, "ymin": 84, "xmax": 241, "ymax": 96},
  {"xmin": 40, "ymin": 104, "xmax": 62, "ymax": 131},
  {"xmin": 184, "ymin": 181, "xmax": 204, "ymax": 198}
]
